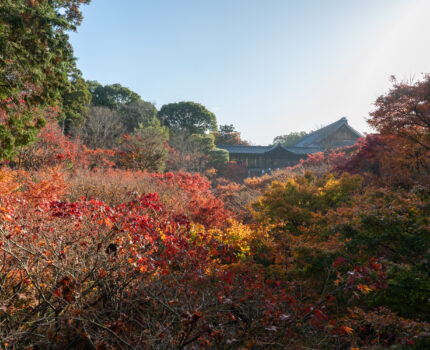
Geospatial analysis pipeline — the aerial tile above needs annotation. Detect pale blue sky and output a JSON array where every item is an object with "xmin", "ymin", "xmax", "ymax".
[{"xmin": 70, "ymin": 0, "xmax": 430, "ymax": 144}]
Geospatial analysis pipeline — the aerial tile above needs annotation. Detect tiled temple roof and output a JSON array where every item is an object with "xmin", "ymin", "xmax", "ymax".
[
  {"xmin": 293, "ymin": 117, "xmax": 363, "ymax": 148},
  {"xmin": 218, "ymin": 117, "xmax": 362, "ymax": 155}
]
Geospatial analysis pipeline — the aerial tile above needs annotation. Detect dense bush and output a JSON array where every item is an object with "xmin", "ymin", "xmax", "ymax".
[
  {"xmin": 0, "ymin": 167, "xmax": 369, "ymax": 349},
  {"xmin": 247, "ymin": 172, "xmax": 430, "ymax": 348},
  {"xmin": 68, "ymin": 169, "xmax": 232, "ymax": 228},
  {"xmin": 0, "ymin": 75, "xmax": 429, "ymax": 349}
]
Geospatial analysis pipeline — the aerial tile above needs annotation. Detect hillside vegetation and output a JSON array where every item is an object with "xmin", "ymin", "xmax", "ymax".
[{"xmin": 0, "ymin": 1, "xmax": 429, "ymax": 348}]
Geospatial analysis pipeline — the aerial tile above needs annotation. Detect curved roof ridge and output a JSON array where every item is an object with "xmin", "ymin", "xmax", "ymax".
[{"xmin": 293, "ymin": 117, "xmax": 360, "ymax": 147}]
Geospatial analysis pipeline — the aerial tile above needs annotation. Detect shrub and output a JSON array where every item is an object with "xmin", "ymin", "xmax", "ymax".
[{"xmin": 68, "ymin": 169, "xmax": 232, "ymax": 228}]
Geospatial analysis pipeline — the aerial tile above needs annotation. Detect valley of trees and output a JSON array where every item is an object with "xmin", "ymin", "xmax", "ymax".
[{"xmin": 0, "ymin": 1, "xmax": 429, "ymax": 349}]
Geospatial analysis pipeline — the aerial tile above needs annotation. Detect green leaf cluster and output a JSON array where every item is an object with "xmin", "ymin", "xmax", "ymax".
[
  {"xmin": 0, "ymin": 0, "xmax": 90, "ymax": 158},
  {"xmin": 190, "ymin": 133, "xmax": 229, "ymax": 167},
  {"xmin": 272, "ymin": 131, "xmax": 308, "ymax": 146},
  {"xmin": 158, "ymin": 101, "xmax": 217, "ymax": 135},
  {"xmin": 87, "ymin": 81, "xmax": 141, "ymax": 111},
  {"xmin": 341, "ymin": 188, "xmax": 430, "ymax": 320}
]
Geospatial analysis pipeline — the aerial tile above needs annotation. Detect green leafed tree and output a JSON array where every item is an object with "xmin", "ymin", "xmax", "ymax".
[
  {"xmin": 0, "ymin": 0, "xmax": 90, "ymax": 159},
  {"xmin": 87, "ymin": 81, "xmax": 141, "ymax": 110},
  {"xmin": 61, "ymin": 73, "xmax": 92, "ymax": 133},
  {"xmin": 190, "ymin": 133, "xmax": 228, "ymax": 169},
  {"xmin": 272, "ymin": 131, "xmax": 308, "ymax": 146},
  {"xmin": 158, "ymin": 101, "xmax": 217, "ymax": 135},
  {"xmin": 119, "ymin": 100, "xmax": 158, "ymax": 134},
  {"xmin": 213, "ymin": 124, "xmax": 249, "ymax": 146},
  {"xmin": 209, "ymin": 148, "xmax": 229, "ymax": 167},
  {"xmin": 190, "ymin": 133, "xmax": 217, "ymax": 154}
]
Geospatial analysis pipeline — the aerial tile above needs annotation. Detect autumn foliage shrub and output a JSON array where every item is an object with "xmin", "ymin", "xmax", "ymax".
[
  {"xmin": 252, "ymin": 171, "xmax": 363, "ymax": 231},
  {"xmin": 336, "ymin": 134, "xmax": 430, "ymax": 187},
  {"xmin": 217, "ymin": 161, "xmax": 248, "ymax": 183},
  {"xmin": 212, "ymin": 180, "xmax": 260, "ymax": 220},
  {"xmin": 0, "ymin": 167, "xmax": 377, "ymax": 349},
  {"xmin": 16, "ymin": 120, "xmax": 116, "ymax": 170},
  {"xmin": 241, "ymin": 148, "xmax": 352, "ymax": 193},
  {"xmin": 331, "ymin": 187, "xmax": 430, "ymax": 321},
  {"xmin": 247, "ymin": 170, "xmax": 430, "ymax": 348},
  {"xmin": 17, "ymin": 120, "xmax": 82, "ymax": 169},
  {"xmin": 68, "ymin": 168, "xmax": 232, "ymax": 228}
]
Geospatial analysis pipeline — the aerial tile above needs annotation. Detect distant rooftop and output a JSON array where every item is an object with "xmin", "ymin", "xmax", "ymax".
[
  {"xmin": 218, "ymin": 117, "xmax": 363, "ymax": 155},
  {"xmin": 293, "ymin": 117, "xmax": 363, "ymax": 148},
  {"xmin": 218, "ymin": 144, "xmax": 323, "ymax": 155}
]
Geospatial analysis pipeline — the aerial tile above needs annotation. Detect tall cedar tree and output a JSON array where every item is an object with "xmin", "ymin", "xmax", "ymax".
[{"xmin": 0, "ymin": 0, "xmax": 90, "ymax": 159}]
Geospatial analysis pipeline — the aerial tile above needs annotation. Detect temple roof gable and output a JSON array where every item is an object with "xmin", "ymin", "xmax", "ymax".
[
  {"xmin": 293, "ymin": 117, "xmax": 363, "ymax": 148},
  {"xmin": 218, "ymin": 117, "xmax": 363, "ymax": 155}
]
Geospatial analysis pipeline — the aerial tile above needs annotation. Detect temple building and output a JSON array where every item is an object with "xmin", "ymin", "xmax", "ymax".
[{"xmin": 218, "ymin": 117, "xmax": 363, "ymax": 176}]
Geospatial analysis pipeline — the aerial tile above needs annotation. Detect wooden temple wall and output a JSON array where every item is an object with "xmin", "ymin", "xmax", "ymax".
[{"xmin": 229, "ymin": 153, "xmax": 303, "ymax": 173}]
